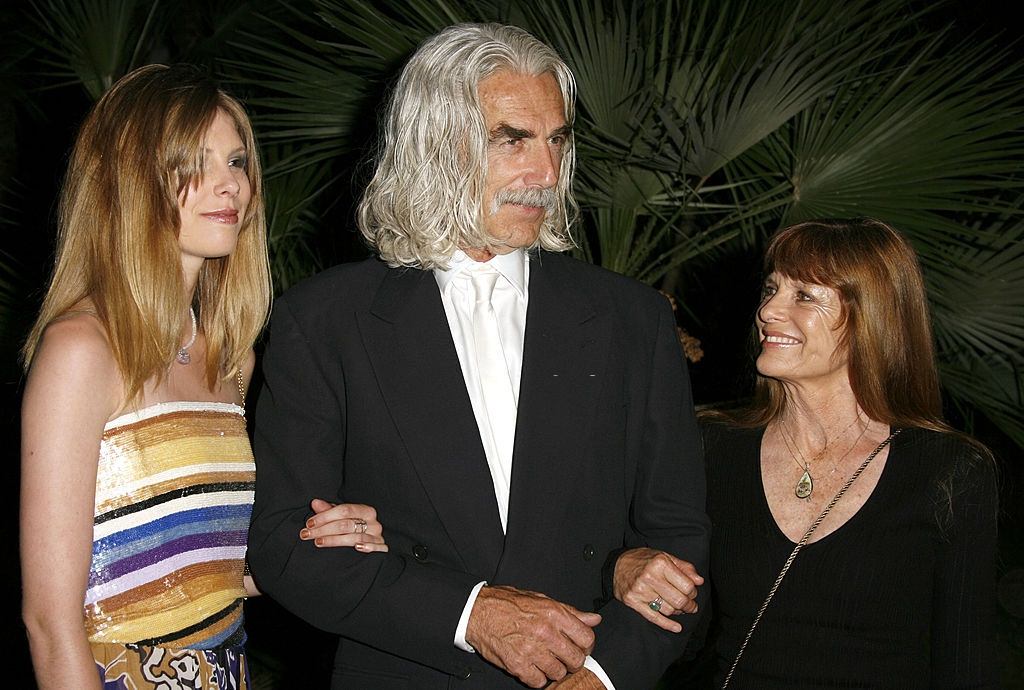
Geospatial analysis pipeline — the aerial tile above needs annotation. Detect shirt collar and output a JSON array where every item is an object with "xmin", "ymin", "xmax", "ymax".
[{"xmin": 434, "ymin": 249, "xmax": 528, "ymax": 299}]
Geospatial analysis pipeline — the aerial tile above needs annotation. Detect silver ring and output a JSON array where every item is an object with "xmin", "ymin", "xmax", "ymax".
[
  {"xmin": 354, "ymin": 518, "xmax": 367, "ymax": 534},
  {"xmin": 648, "ymin": 597, "xmax": 663, "ymax": 612}
]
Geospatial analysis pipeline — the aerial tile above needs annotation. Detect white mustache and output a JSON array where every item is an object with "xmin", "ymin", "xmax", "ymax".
[{"xmin": 490, "ymin": 187, "xmax": 557, "ymax": 215}]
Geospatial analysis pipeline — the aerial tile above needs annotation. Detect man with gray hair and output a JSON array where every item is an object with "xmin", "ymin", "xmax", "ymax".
[{"xmin": 249, "ymin": 22, "xmax": 709, "ymax": 689}]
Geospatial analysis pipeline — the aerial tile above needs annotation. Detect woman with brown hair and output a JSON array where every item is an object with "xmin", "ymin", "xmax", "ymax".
[
  {"xmin": 615, "ymin": 218, "xmax": 998, "ymax": 687},
  {"xmin": 20, "ymin": 64, "xmax": 384, "ymax": 689}
]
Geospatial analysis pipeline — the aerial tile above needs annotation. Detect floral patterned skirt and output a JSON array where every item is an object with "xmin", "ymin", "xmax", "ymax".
[{"xmin": 92, "ymin": 641, "xmax": 249, "ymax": 690}]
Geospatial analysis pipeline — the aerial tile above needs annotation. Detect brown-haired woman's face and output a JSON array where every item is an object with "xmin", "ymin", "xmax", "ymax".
[
  {"xmin": 177, "ymin": 109, "xmax": 250, "ymax": 272},
  {"xmin": 755, "ymin": 272, "xmax": 848, "ymax": 389}
]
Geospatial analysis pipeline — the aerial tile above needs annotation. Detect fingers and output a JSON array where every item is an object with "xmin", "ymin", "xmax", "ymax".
[
  {"xmin": 546, "ymin": 669, "xmax": 602, "ymax": 689},
  {"xmin": 670, "ymin": 555, "xmax": 706, "ymax": 586},
  {"xmin": 308, "ymin": 499, "xmax": 379, "ymax": 525},
  {"xmin": 304, "ymin": 517, "xmax": 379, "ymax": 539},
  {"xmin": 655, "ymin": 559, "xmax": 701, "ymax": 613},
  {"xmin": 306, "ymin": 500, "xmax": 381, "ymax": 534},
  {"xmin": 309, "ymin": 497, "xmax": 335, "ymax": 514},
  {"xmin": 628, "ymin": 594, "xmax": 683, "ymax": 633},
  {"xmin": 301, "ymin": 500, "xmax": 387, "ymax": 552},
  {"xmin": 533, "ymin": 653, "xmax": 570, "ymax": 686},
  {"xmin": 302, "ymin": 530, "xmax": 387, "ymax": 548},
  {"xmin": 613, "ymin": 548, "xmax": 704, "ymax": 633},
  {"xmin": 466, "ymin": 586, "xmax": 599, "ymax": 687},
  {"xmin": 558, "ymin": 606, "xmax": 600, "ymax": 655},
  {"xmin": 630, "ymin": 576, "xmax": 692, "ymax": 619}
]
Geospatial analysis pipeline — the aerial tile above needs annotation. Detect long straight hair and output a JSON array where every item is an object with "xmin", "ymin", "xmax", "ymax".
[
  {"xmin": 23, "ymin": 64, "xmax": 271, "ymax": 400},
  {"xmin": 730, "ymin": 218, "xmax": 947, "ymax": 431}
]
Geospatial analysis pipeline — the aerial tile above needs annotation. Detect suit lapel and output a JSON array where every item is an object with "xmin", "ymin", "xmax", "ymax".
[
  {"xmin": 356, "ymin": 267, "xmax": 504, "ymax": 576},
  {"xmin": 505, "ymin": 254, "xmax": 609, "ymax": 546}
]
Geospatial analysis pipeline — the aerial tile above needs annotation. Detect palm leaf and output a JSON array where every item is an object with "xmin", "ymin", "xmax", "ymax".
[
  {"xmin": 261, "ymin": 144, "xmax": 338, "ymax": 291},
  {"xmin": 26, "ymin": 0, "xmax": 161, "ymax": 98},
  {"xmin": 313, "ymin": 0, "xmax": 490, "ymax": 71},
  {"xmin": 930, "ymin": 206, "xmax": 1024, "ymax": 364},
  {"xmin": 940, "ymin": 357, "xmax": 1024, "ymax": 449},
  {"xmin": 780, "ymin": 36, "xmax": 1024, "ymax": 228},
  {"xmin": 223, "ymin": 6, "xmax": 375, "ymax": 175}
]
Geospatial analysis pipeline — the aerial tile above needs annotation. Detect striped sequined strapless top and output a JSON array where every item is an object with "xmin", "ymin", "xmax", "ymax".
[{"xmin": 85, "ymin": 401, "xmax": 254, "ymax": 649}]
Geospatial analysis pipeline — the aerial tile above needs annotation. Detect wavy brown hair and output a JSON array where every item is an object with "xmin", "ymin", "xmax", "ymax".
[{"xmin": 22, "ymin": 64, "xmax": 271, "ymax": 400}]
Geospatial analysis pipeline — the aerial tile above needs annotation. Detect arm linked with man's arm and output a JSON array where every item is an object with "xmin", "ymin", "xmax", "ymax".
[
  {"xmin": 246, "ymin": 295, "xmax": 479, "ymax": 676},
  {"xmin": 590, "ymin": 296, "xmax": 711, "ymax": 690}
]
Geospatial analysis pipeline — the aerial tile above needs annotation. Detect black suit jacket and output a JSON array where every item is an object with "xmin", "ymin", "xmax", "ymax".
[{"xmin": 248, "ymin": 251, "xmax": 710, "ymax": 689}]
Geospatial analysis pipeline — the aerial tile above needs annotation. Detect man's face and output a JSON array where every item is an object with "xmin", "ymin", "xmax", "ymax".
[{"xmin": 477, "ymin": 70, "xmax": 569, "ymax": 255}]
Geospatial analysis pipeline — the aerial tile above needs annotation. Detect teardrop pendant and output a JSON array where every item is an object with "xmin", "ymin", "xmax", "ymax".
[
  {"xmin": 176, "ymin": 348, "xmax": 191, "ymax": 365},
  {"xmin": 795, "ymin": 469, "xmax": 813, "ymax": 499}
]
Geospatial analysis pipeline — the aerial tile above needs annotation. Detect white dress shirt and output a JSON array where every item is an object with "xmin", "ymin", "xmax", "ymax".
[{"xmin": 435, "ymin": 249, "xmax": 614, "ymax": 689}]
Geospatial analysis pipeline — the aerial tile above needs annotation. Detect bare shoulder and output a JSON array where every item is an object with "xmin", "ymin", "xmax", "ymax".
[
  {"xmin": 26, "ymin": 312, "xmax": 122, "ymax": 419},
  {"xmin": 32, "ymin": 312, "xmax": 116, "ymax": 376}
]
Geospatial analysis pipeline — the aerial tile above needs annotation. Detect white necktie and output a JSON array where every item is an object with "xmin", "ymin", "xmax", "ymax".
[{"xmin": 470, "ymin": 267, "xmax": 517, "ymax": 525}]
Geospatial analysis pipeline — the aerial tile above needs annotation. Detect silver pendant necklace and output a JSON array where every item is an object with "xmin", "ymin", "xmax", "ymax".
[{"xmin": 176, "ymin": 307, "xmax": 197, "ymax": 365}]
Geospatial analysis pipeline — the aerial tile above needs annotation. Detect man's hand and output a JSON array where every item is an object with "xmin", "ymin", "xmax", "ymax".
[
  {"xmin": 546, "ymin": 668, "xmax": 606, "ymax": 689},
  {"xmin": 466, "ymin": 585, "xmax": 602, "ymax": 688},
  {"xmin": 614, "ymin": 548, "xmax": 703, "ymax": 633}
]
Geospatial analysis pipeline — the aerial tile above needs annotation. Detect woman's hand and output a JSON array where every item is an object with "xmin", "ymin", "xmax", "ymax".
[
  {"xmin": 299, "ymin": 499, "xmax": 388, "ymax": 552},
  {"xmin": 613, "ymin": 547, "xmax": 704, "ymax": 633}
]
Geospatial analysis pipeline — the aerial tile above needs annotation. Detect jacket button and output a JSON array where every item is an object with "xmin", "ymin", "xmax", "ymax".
[
  {"xmin": 583, "ymin": 544, "xmax": 596, "ymax": 561},
  {"xmin": 412, "ymin": 544, "xmax": 429, "ymax": 562}
]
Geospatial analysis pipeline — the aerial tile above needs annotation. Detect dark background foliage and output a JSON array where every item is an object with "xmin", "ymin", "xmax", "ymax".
[{"xmin": 1, "ymin": 1, "xmax": 1021, "ymax": 686}]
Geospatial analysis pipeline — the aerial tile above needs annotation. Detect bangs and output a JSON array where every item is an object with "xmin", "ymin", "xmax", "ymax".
[
  {"xmin": 164, "ymin": 91, "xmax": 223, "ymax": 199},
  {"xmin": 764, "ymin": 225, "xmax": 848, "ymax": 291}
]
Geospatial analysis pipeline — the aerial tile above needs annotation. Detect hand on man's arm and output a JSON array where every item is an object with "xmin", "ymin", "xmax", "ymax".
[
  {"xmin": 466, "ymin": 585, "xmax": 602, "ymax": 688},
  {"xmin": 614, "ymin": 547, "xmax": 704, "ymax": 633}
]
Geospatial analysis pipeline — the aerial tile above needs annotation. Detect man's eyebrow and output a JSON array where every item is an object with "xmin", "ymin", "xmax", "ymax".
[
  {"xmin": 489, "ymin": 123, "xmax": 533, "ymax": 141},
  {"xmin": 488, "ymin": 123, "xmax": 573, "ymax": 142}
]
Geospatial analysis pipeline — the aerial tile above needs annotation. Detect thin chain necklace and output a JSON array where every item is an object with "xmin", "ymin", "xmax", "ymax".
[
  {"xmin": 779, "ymin": 416, "xmax": 869, "ymax": 500},
  {"xmin": 176, "ymin": 307, "xmax": 197, "ymax": 365}
]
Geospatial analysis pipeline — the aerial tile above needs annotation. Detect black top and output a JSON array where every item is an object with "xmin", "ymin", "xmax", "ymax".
[{"xmin": 702, "ymin": 423, "xmax": 998, "ymax": 689}]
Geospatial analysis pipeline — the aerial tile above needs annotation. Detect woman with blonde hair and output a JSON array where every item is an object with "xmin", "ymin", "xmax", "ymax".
[{"xmin": 21, "ymin": 64, "xmax": 384, "ymax": 689}]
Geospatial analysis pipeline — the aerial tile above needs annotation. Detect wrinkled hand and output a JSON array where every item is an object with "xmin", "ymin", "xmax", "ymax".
[
  {"xmin": 614, "ymin": 548, "xmax": 703, "ymax": 633},
  {"xmin": 546, "ymin": 668, "xmax": 606, "ymax": 689},
  {"xmin": 299, "ymin": 499, "xmax": 388, "ymax": 552},
  {"xmin": 466, "ymin": 585, "xmax": 601, "ymax": 688}
]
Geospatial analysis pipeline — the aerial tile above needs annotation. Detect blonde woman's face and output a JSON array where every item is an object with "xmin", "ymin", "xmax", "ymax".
[{"xmin": 177, "ymin": 109, "xmax": 251, "ymax": 272}]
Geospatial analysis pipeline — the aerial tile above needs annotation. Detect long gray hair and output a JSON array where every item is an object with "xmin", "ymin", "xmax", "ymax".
[{"xmin": 358, "ymin": 23, "xmax": 578, "ymax": 269}]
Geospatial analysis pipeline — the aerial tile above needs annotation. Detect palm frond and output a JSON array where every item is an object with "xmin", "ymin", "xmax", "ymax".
[
  {"xmin": 313, "ymin": 0, "xmax": 488, "ymax": 72},
  {"xmin": 26, "ymin": 0, "xmax": 161, "ymax": 98},
  {"xmin": 780, "ymin": 36, "xmax": 1024, "ymax": 227},
  {"xmin": 930, "ymin": 206, "xmax": 1024, "ymax": 364},
  {"xmin": 940, "ymin": 356, "xmax": 1024, "ymax": 449},
  {"xmin": 261, "ymin": 145, "xmax": 339, "ymax": 292}
]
